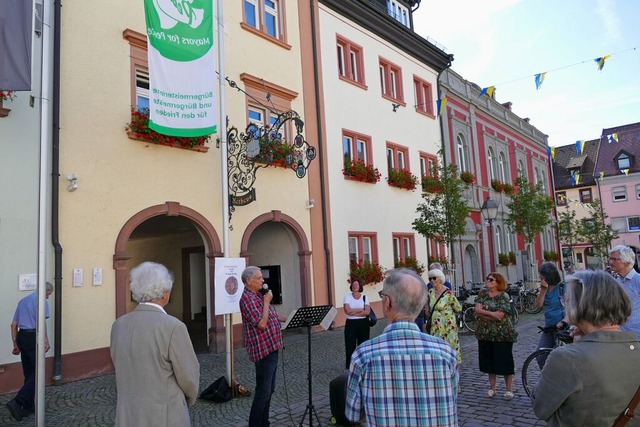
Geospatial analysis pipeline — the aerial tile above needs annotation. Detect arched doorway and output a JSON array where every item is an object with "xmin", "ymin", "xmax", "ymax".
[
  {"xmin": 463, "ymin": 244, "xmax": 481, "ymax": 285},
  {"xmin": 113, "ymin": 202, "xmax": 223, "ymax": 352},
  {"xmin": 240, "ymin": 210, "xmax": 312, "ymax": 316}
]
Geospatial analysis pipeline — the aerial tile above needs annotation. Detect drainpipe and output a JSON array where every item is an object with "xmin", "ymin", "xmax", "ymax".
[
  {"xmin": 409, "ymin": 0, "xmax": 421, "ymax": 31},
  {"xmin": 51, "ymin": 0, "xmax": 63, "ymax": 384},
  {"xmin": 309, "ymin": 0, "xmax": 332, "ymax": 305}
]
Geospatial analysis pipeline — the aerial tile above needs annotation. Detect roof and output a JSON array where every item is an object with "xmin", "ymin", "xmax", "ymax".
[
  {"xmin": 594, "ymin": 121, "xmax": 640, "ymax": 178},
  {"xmin": 552, "ymin": 139, "xmax": 599, "ymax": 190}
]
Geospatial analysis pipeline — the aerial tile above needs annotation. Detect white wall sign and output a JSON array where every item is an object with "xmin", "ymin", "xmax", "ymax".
[
  {"xmin": 214, "ymin": 258, "xmax": 246, "ymax": 315},
  {"xmin": 18, "ymin": 273, "xmax": 37, "ymax": 291}
]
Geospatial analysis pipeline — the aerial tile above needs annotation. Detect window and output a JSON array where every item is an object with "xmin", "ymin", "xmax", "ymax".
[
  {"xmin": 392, "ymin": 233, "xmax": 415, "ymax": 261},
  {"xmin": 419, "ymin": 152, "xmax": 438, "ymax": 178},
  {"xmin": 242, "ymin": 0, "xmax": 287, "ymax": 45},
  {"xmin": 487, "ymin": 147, "xmax": 496, "ymax": 181},
  {"xmin": 556, "ymin": 191, "xmax": 567, "ymax": 206},
  {"xmin": 123, "ymin": 30, "xmax": 149, "ymax": 109},
  {"xmin": 379, "ymin": 57, "xmax": 403, "ymax": 103},
  {"xmin": 636, "ymin": 184, "xmax": 640, "ymax": 200},
  {"xmin": 348, "ymin": 233, "xmax": 378, "ymax": 263},
  {"xmin": 387, "ymin": 0, "xmax": 409, "ymax": 27},
  {"xmin": 413, "ymin": 76, "xmax": 434, "ymax": 117},
  {"xmin": 534, "ymin": 167, "xmax": 540, "ymax": 185},
  {"xmin": 615, "ymin": 151, "xmax": 632, "ymax": 171},
  {"xmin": 456, "ymin": 133, "xmax": 470, "ymax": 172},
  {"xmin": 386, "ymin": 143, "xmax": 409, "ymax": 171},
  {"xmin": 628, "ymin": 216, "xmax": 640, "ymax": 231},
  {"xmin": 336, "ymin": 36, "xmax": 365, "ymax": 87},
  {"xmin": 240, "ymin": 73, "xmax": 297, "ymax": 137},
  {"xmin": 498, "ymin": 152, "xmax": 508, "ymax": 182},
  {"xmin": 612, "ymin": 186, "xmax": 627, "ymax": 202},
  {"xmin": 247, "ymin": 106, "xmax": 284, "ymax": 140},
  {"xmin": 343, "ymin": 130, "xmax": 372, "ymax": 166},
  {"xmin": 579, "ymin": 188, "xmax": 592, "ymax": 203},
  {"xmin": 518, "ymin": 159, "xmax": 525, "ymax": 177},
  {"xmin": 495, "ymin": 225, "xmax": 503, "ymax": 255}
]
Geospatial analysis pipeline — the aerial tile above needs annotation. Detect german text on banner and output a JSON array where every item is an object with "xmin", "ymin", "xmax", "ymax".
[
  {"xmin": 0, "ymin": 0, "xmax": 32, "ymax": 90},
  {"xmin": 144, "ymin": 0, "xmax": 217, "ymax": 137}
]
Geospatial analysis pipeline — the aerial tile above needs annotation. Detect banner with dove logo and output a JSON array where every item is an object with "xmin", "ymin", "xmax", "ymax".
[{"xmin": 144, "ymin": 0, "xmax": 217, "ymax": 137}]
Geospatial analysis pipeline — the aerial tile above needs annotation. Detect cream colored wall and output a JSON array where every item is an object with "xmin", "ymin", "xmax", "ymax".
[
  {"xmin": 56, "ymin": 1, "xmax": 311, "ymax": 354},
  {"xmin": 319, "ymin": 6, "xmax": 442, "ymax": 307}
]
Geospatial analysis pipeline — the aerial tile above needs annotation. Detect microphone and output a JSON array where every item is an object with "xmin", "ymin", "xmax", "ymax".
[{"xmin": 259, "ymin": 283, "xmax": 269, "ymax": 296}]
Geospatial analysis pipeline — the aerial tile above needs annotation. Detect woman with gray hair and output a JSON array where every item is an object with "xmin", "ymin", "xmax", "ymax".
[
  {"xmin": 426, "ymin": 269, "xmax": 462, "ymax": 362},
  {"xmin": 531, "ymin": 270, "xmax": 640, "ymax": 426}
]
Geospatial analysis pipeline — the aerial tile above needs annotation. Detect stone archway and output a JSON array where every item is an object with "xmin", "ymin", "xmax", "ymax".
[
  {"xmin": 112, "ymin": 201, "xmax": 223, "ymax": 325},
  {"xmin": 240, "ymin": 210, "xmax": 312, "ymax": 306}
]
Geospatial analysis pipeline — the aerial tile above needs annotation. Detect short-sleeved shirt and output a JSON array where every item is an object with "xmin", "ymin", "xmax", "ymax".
[
  {"xmin": 346, "ymin": 321, "xmax": 459, "ymax": 426},
  {"xmin": 617, "ymin": 269, "xmax": 640, "ymax": 337},
  {"xmin": 474, "ymin": 290, "xmax": 517, "ymax": 342},
  {"xmin": 13, "ymin": 291, "xmax": 50, "ymax": 330},
  {"xmin": 543, "ymin": 283, "xmax": 565, "ymax": 328},
  {"xmin": 343, "ymin": 293, "xmax": 368, "ymax": 320},
  {"xmin": 239, "ymin": 288, "xmax": 283, "ymax": 362}
]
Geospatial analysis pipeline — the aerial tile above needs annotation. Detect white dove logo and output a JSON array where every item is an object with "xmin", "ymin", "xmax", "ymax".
[{"xmin": 152, "ymin": 0, "xmax": 204, "ymax": 29}]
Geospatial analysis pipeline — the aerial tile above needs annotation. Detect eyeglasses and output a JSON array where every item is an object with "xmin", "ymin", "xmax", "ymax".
[
  {"xmin": 609, "ymin": 257, "xmax": 621, "ymax": 262},
  {"xmin": 486, "ymin": 277, "xmax": 496, "ymax": 282},
  {"xmin": 378, "ymin": 290, "xmax": 387, "ymax": 299},
  {"xmin": 428, "ymin": 277, "xmax": 438, "ymax": 281}
]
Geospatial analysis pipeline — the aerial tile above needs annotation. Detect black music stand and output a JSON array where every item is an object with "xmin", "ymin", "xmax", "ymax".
[{"xmin": 284, "ymin": 305, "xmax": 334, "ymax": 427}]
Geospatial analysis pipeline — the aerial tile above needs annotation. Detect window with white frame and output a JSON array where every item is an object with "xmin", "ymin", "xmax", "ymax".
[
  {"xmin": 379, "ymin": 57, "xmax": 403, "ymax": 102},
  {"xmin": 579, "ymin": 188, "xmax": 592, "ymax": 203},
  {"xmin": 487, "ymin": 147, "xmax": 496, "ymax": 180},
  {"xmin": 343, "ymin": 130, "xmax": 372, "ymax": 166},
  {"xmin": 243, "ymin": 0, "xmax": 285, "ymax": 41},
  {"xmin": 518, "ymin": 159, "xmax": 525, "ymax": 177},
  {"xmin": 413, "ymin": 75, "xmax": 434, "ymax": 116},
  {"xmin": 495, "ymin": 225, "xmax": 503, "ymax": 255},
  {"xmin": 612, "ymin": 186, "xmax": 627, "ymax": 202},
  {"xmin": 615, "ymin": 151, "xmax": 632, "ymax": 171},
  {"xmin": 419, "ymin": 152, "xmax": 437, "ymax": 178},
  {"xmin": 636, "ymin": 184, "xmax": 640, "ymax": 199},
  {"xmin": 135, "ymin": 66, "xmax": 149, "ymax": 110},
  {"xmin": 336, "ymin": 35, "xmax": 365, "ymax": 86},
  {"xmin": 498, "ymin": 152, "xmax": 507, "ymax": 182},
  {"xmin": 387, "ymin": 0, "xmax": 409, "ymax": 27},
  {"xmin": 628, "ymin": 216, "xmax": 640, "ymax": 231},
  {"xmin": 457, "ymin": 133, "xmax": 470, "ymax": 172},
  {"xmin": 392, "ymin": 233, "xmax": 415, "ymax": 261},
  {"xmin": 348, "ymin": 233, "xmax": 377, "ymax": 263},
  {"xmin": 386, "ymin": 143, "xmax": 409, "ymax": 171},
  {"xmin": 534, "ymin": 167, "xmax": 540, "ymax": 185}
]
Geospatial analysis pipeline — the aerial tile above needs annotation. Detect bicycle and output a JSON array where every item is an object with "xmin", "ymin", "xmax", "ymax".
[
  {"xmin": 506, "ymin": 280, "xmax": 525, "ymax": 314},
  {"xmin": 521, "ymin": 325, "xmax": 573, "ymax": 397},
  {"xmin": 523, "ymin": 287, "xmax": 542, "ymax": 314},
  {"xmin": 455, "ymin": 287, "xmax": 478, "ymax": 332}
]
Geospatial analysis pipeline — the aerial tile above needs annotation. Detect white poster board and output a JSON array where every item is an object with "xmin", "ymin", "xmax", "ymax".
[{"xmin": 214, "ymin": 257, "xmax": 246, "ymax": 315}]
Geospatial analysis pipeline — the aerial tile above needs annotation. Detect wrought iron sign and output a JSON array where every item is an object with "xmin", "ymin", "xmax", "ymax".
[{"xmin": 227, "ymin": 109, "xmax": 316, "ymax": 222}]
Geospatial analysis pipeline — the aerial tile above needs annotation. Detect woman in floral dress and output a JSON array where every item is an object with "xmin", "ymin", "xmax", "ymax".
[{"xmin": 426, "ymin": 269, "xmax": 462, "ymax": 362}]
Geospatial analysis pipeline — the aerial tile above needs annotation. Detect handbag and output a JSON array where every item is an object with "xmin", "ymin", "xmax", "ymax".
[
  {"xmin": 613, "ymin": 386, "xmax": 640, "ymax": 427},
  {"xmin": 364, "ymin": 295, "xmax": 377, "ymax": 327},
  {"xmin": 426, "ymin": 290, "xmax": 449, "ymax": 334},
  {"xmin": 200, "ymin": 376, "xmax": 233, "ymax": 403}
]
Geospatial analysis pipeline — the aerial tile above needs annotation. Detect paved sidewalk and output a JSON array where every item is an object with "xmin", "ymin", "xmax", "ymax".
[{"xmin": 1, "ymin": 313, "xmax": 547, "ymax": 426}]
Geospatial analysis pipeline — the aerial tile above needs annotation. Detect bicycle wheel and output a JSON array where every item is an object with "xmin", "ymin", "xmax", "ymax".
[
  {"xmin": 514, "ymin": 296, "xmax": 525, "ymax": 314},
  {"xmin": 463, "ymin": 306, "xmax": 476, "ymax": 332},
  {"xmin": 511, "ymin": 302, "xmax": 519, "ymax": 325},
  {"xmin": 522, "ymin": 349, "xmax": 552, "ymax": 397},
  {"xmin": 524, "ymin": 294, "xmax": 542, "ymax": 314}
]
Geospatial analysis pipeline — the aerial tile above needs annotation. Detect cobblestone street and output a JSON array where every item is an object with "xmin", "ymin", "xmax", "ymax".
[{"xmin": 1, "ymin": 312, "xmax": 547, "ymax": 426}]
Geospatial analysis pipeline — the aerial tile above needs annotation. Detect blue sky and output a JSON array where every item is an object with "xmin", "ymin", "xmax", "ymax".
[{"xmin": 414, "ymin": 0, "xmax": 640, "ymax": 147}]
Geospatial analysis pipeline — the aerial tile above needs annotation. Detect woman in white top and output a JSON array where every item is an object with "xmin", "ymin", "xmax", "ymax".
[{"xmin": 343, "ymin": 280, "xmax": 370, "ymax": 369}]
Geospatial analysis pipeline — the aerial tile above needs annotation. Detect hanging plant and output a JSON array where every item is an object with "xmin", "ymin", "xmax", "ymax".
[
  {"xmin": 460, "ymin": 171, "xmax": 475, "ymax": 185},
  {"xmin": 126, "ymin": 108, "xmax": 210, "ymax": 150},
  {"xmin": 394, "ymin": 256, "xmax": 426, "ymax": 275},
  {"xmin": 342, "ymin": 159, "xmax": 381, "ymax": 183},
  {"xmin": 498, "ymin": 253, "xmax": 511, "ymax": 266},
  {"xmin": 421, "ymin": 176, "xmax": 445, "ymax": 193},
  {"xmin": 503, "ymin": 183, "xmax": 515, "ymax": 196},
  {"xmin": 349, "ymin": 259, "xmax": 385, "ymax": 286},
  {"xmin": 491, "ymin": 179, "xmax": 505, "ymax": 193},
  {"xmin": 544, "ymin": 251, "xmax": 559, "ymax": 261},
  {"xmin": 387, "ymin": 168, "xmax": 419, "ymax": 190}
]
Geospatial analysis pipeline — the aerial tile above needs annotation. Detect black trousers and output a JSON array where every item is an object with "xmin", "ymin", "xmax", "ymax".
[
  {"xmin": 15, "ymin": 330, "xmax": 37, "ymax": 410},
  {"xmin": 344, "ymin": 318, "xmax": 370, "ymax": 369}
]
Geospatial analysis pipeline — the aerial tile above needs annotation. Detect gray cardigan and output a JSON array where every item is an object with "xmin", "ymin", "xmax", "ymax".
[{"xmin": 531, "ymin": 330, "xmax": 640, "ymax": 426}]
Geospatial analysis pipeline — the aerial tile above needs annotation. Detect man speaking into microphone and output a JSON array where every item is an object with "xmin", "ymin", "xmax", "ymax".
[{"xmin": 239, "ymin": 266, "xmax": 287, "ymax": 427}]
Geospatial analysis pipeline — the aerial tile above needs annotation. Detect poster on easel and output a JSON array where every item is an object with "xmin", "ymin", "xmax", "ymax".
[{"xmin": 214, "ymin": 258, "xmax": 246, "ymax": 314}]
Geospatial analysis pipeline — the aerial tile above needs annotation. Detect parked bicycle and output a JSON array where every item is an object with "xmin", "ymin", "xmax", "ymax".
[
  {"xmin": 523, "ymin": 286, "xmax": 542, "ymax": 314},
  {"xmin": 506, "ymin": 280, "xmax": 526, "ymax": 314},
  {"xmin": 522, "ymin": 324, "xmax": 573, "ymax": 397},
  {"xmin": 455, "ymin": 286, "xmax": 478, "ymax": 332}
]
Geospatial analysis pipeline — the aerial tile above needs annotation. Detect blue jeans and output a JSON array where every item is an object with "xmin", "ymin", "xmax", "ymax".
[{"xmin": 249, "ymin": 350, "xmax": 279, "ymax": 427}]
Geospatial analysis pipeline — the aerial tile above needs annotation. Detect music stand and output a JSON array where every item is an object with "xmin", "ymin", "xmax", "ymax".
[{"xmin": 284, "ymin": 305, "xmax": 334, "ymax": 427}]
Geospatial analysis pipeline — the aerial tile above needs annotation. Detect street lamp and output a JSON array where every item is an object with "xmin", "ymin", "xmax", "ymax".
[{"xmin": 481, "ymin": 198, "xmax": 499, "ymax": 268}]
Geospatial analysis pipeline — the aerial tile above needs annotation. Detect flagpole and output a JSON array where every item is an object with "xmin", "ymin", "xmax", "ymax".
[
  {"xmin": 36, "ymin": 0, "xmax": 53, "ymax": 424},
  {"xmin": 216, "ymin": 0, "xmax": 233, "ymax": 384}
]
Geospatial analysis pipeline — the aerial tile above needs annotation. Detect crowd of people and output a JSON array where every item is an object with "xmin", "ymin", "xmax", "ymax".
[{"xmin": 6, "ymin": 245, "xmax": 639, "ymax": 426}]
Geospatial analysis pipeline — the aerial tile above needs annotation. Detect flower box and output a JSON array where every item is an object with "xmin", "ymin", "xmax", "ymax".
[
  {"xmin": 543, "ymin": 251, "xmax": 559, "ymax": 261},
  {"xmin": 394, "ymin": 256, "xmax": 426, "ymax": 275},
  {"xmin": 387, "ymin": 168, "xmax": 418, "ymax": 190},
  {"xmin": 0, "ymin": 90, "xmax": 15, "ymax": 118},
  {"xmin": 343, "ymin": 159, "xmax": 381, "ymax": 183},
  {"xmin": 422, "ymin": 176, "xmax": 444, "ymax": 193},
  {"xmin": 498, "ymin": 253, "xmax": 511, "ymax": 266},
  {"xmin": 349, "ymin": 259, "xmax": 385, "ymax": 286},
  {"xmin": 126, "ymin": 108, "xmax": 210, "ymax": 152},
  {"xmin": 460, "ymin": 171, "xmax": 475, "ymax": 185},
  {"xmin": 491, "ymin": 179, "xmax": 506, "ymax": 193}
]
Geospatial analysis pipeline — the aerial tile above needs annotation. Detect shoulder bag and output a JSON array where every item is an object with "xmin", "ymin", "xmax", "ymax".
[
  {"xmin": 425, "ymin": 290, "xmax": 449, "ymax": 334},
  {"xmin": 364, "ymin": 295, "xmax": 377, "ymax": 327},
  {"xmin": 613, "ymin": 386, "xmax": 640, "ymax": 427}
]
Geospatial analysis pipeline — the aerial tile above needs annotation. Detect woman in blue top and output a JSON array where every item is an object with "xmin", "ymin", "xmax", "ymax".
[{"xmin": 535, "ymin": 262, "xmax": 565, "ymax": 350}]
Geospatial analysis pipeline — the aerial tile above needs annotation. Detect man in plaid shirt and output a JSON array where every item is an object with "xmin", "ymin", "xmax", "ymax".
[
  {"xmin": 239, "ymin": 266, "xmax": 286, "ymax": 427},
  {"xmin": 346, "ymin": 268, "xmax": 459, "ymax": 426}
]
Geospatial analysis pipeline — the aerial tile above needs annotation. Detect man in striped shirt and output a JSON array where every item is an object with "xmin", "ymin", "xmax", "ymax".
[{"xmin": 346, "ymin": 268, "xmax": 459, "ymax": 426}]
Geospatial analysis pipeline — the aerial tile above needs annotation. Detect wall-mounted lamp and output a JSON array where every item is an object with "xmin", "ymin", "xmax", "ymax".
[
  {"xmin": 392, "ymin": 103, "xmax": 400, "ymax": 112},
  {"xmin": 67, "ymin": 173, "xmax": 78, "ymax": 192}
]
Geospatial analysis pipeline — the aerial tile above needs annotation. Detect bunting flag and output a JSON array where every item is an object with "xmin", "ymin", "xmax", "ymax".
[
  {"xmin": 571, "ymin": 175, "xmax": 576, "ymax": 186},
  {"xmin": 551, "ymin": 146, "xmax": 556, "ymax": 160},
  {"xmin": 546, "ymin": 146, "xmax": 551, "ymax": 158},
  {"xmin": 437, "ymin": 97, "xmax": 448, "ymax": 117},
  {"xmin": 534, "ymin": 72, "xmax": 547, "ymax": 90},
  {"xmin": 607, "ymin": 133, "xmax": 619, "ymax": 143},
  {"xmin": 479, "ymin": 86, "xmax": 495, "ymax": 98},
  {"xmin": 623, "ymin": 169, "xmax": 630, "ymax": 176},
  {"xmin": 144, "ymin": 0, "xmax": 217, "ymax": 137},
  {"xmin": 600, "ymin": 171, "xmax": 605, "ymax": 179},
  {"xmin": 575, "ymin": 140, "xmax": 585, "ymax": 155},
  {"xmin": 594, "ymin": 54, "xmax": 611, "ymax": 71},
  {"xmin": 575, "ymin": 174, "xmax": 580, "ymax": 185}
]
